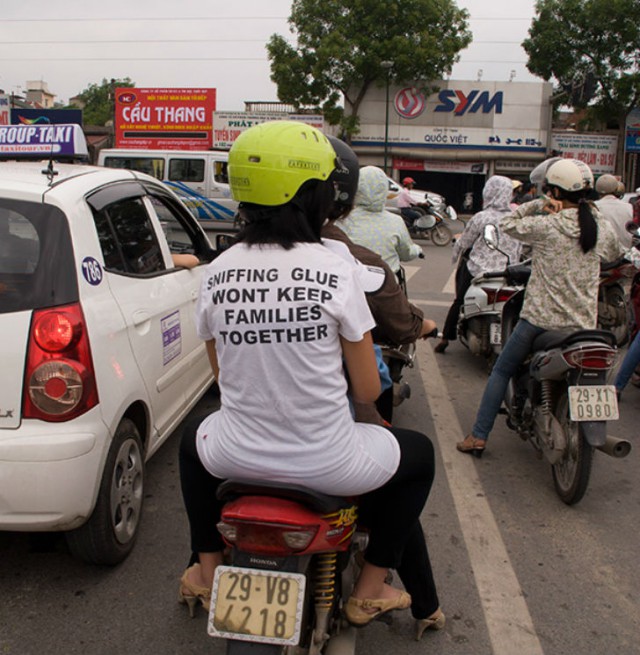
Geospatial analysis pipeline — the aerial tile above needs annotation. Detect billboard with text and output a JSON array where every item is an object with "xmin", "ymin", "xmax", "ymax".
[{"xmin": 115, "ymin": 88, "xmax": 216, "ymax": 150}]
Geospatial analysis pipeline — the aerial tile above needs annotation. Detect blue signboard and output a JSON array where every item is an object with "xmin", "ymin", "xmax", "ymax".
[
  {"xmin": 625, "ymin": 108, "xmax": 640, "ymax": 154},
  {"xmin": 10, "ymin": 108, "xmax": 83, "ymax": 126}
]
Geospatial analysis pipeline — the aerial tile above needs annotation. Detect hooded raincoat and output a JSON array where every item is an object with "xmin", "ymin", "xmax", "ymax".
[
  {"xmin": 452, "ymin": 175, "xmax": 523, "ymax": 275},
  {"xmin": 336, "ymin": 166, "xmax": 422, "ymax": 273}
]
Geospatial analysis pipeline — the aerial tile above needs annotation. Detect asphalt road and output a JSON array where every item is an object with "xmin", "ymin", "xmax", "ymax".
[{"xmin": 1, "ymin": 231, "xmax": 639, "ymax": 655}]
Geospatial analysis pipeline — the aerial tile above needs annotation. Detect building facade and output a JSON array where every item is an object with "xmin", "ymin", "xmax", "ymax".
[{"xmin": 351, "ymin": 80, "xmax": 554, "ymax": 212}]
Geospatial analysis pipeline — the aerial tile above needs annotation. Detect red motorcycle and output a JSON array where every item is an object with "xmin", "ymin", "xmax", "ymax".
[{"xmin": 206, "ymin": 480, "xmax": 364, "ymax": 654}]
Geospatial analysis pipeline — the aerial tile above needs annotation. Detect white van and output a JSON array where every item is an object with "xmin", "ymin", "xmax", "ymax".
[{"xmin": 98, "ymin": 148, "xmax": 238, "ymax": 229}]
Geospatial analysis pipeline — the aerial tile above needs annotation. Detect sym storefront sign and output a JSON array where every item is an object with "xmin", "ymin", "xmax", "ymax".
[
  {"xmin": 115, "ymin": 88, "xmax": 216, "ymax": 149},
  {"xmin": 551, "ymin": 131, "xmax": 618, "ymax": 174},
  {"xmin": 353, "ymin": 80, "xmax": 552, "ymax": 157},
  {"xmin": 212, "ymin": 112, "xmax": 324, "ymax": 149}
]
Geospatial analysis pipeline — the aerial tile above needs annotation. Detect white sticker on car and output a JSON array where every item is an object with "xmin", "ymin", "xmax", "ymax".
[{"xmin": 161, "ymin": 310, "xmax": 182, "ymax": 365}]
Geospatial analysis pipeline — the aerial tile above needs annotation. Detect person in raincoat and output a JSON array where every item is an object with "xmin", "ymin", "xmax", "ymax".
[
  {"xmin": 434, "ymin": 176, "xmax": 523, "ymax": 353},
  {"xmin": 336, "ymin": 165, "xmax": 423, "ymax": 275}
]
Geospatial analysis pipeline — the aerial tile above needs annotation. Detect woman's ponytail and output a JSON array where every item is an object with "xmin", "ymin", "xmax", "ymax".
[{"xmin": 577, "ymin": 198, "xmax": 598, "ymax": 253}]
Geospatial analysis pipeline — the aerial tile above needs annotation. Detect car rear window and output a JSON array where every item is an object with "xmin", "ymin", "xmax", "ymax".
[
  {"xmin": 103, "ymin": 156, "xmax": 165, "ymax": 180},
  {"xmin": 0, "ymin": 199, "xmax": 78, "ymax": 314}
]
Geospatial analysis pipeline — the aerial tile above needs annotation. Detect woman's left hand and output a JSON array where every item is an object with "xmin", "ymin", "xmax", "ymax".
[{"xmin": 543, "ymin": 198, "xmax": 563, "ymax": 214}]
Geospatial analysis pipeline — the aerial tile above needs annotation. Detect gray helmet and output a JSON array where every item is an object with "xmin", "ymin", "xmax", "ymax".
[
  {"xmin": 595, "ymin": 174, "xmax": 619, "ymax": 195},
  {"xmin": 529, "ymin": 156, "xmax": 562, "ymax": 188}
]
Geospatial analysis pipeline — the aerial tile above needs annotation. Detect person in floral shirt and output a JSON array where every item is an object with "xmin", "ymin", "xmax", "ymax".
[
  {"xmin": 458, "ymin": 159, "xmax": 625, "ymax": 457},
  {"xmin": 434, "ymin": 175, "xmax": 523, "ymax": 353}
]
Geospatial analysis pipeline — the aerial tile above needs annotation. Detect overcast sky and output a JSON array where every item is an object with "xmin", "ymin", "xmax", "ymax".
[{"xmin": 0, "ymin": 0, "xmax": 540, "ymax": 109}]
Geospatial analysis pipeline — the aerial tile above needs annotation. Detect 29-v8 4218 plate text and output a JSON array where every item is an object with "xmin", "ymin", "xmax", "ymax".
[{"xmin": 208, "ymin": 566, "xmax": 306, "ymax": 646}]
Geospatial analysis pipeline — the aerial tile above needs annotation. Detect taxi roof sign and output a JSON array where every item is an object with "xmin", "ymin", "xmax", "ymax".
[{"xmin": 0, "ymin": 123, "xmax": 88, "ymax": 159}]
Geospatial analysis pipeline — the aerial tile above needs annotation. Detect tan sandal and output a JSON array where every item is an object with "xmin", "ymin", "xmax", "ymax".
[
  {"xmin": 178, "ymin": 564, "xmax": 212, "ymax": 617},
  {"xmin": 456, "ymin": 434, "xmax": 486, "ymax": 458},
  {"xmin": 415, "ymin": 608, "xmax": 446, "ymax": 640},
  {"xmin": 344, "ymin": 590, "xmax": 411, "ymax": 626}
]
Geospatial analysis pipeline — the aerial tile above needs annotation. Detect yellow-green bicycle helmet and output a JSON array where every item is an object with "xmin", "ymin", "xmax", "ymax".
[{"xmin": 228, "ymin": 120, "xmax": 337, "ymax": 206}]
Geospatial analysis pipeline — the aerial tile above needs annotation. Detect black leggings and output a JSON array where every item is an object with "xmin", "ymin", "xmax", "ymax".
[
  {"xmin": 179, "ymin": 418, "xmax": 439, "ymax": 619},
  {"xmin": 442, "ymin": 258, "xmax": 473, "ymax": 341}
]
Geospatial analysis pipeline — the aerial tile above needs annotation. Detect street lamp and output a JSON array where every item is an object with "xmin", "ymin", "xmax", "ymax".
[{"xmin": 381, "ymin": 61, "xmax": 393, "ymax": 174}]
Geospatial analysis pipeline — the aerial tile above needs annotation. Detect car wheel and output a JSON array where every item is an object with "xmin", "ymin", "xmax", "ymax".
[{"xmin": 66, "ymin": 418, "xmax": 145, "ymax": 565}]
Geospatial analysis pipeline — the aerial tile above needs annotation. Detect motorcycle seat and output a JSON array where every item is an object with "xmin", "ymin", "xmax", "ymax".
[
  {"xmin": 217, "ymin": 479, "xmax": 356, "ymax": 514},
  {"xmin": 532, "ymin": 328, "xmax": 617, "ymax": 352}
]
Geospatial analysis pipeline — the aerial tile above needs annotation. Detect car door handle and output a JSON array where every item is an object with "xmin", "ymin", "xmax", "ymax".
[{"xmin": 132, "ymin": 310, "xmax": 151, "ymax": 326}]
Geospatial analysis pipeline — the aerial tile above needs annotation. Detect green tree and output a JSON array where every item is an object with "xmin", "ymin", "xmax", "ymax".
[
  {"xmin": 71, "ymin": 77, "xmax": 135, "ymax": 126},
  {"xmin": 267, "ymin": 0, "xmax": 471, "ymax": 136},
  {"xmin": 523, "ymin": 0, "xmax": 640, "ymax": 163}
]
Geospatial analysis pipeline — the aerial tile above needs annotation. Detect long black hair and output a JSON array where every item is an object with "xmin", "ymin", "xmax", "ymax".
[
  {"xmin": 237, "ymin": 178, "xmax": 335, "ymax": 250},
  {"xmin": 549, "ymin": 186, "xmax": 598, "ymax": 253}
]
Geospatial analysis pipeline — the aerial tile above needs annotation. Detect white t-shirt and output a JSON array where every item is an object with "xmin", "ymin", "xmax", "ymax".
[{"xmin": 194, "ymin": 242, "xmax": 400, "ymax": 496}]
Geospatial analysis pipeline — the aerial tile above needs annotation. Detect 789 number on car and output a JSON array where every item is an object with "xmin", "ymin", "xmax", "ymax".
[{"xmin": 208, "ymin": 566, "xmax": 306, "ymax": 645}]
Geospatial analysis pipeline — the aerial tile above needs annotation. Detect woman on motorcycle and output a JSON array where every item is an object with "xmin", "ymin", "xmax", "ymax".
[
  {"xmin": 457, "ymin": 159, "xmax": 624, "ymax": 456},
  {"xmin": 178, "ymin": 121, "xmax": 444, "ymax": 638},
  {"xmin": 322, "ymin": 136, "xmax": 437, "ymax": 422},
  {"xmin": 434, "ymin": 175, "xmax": 522, "ymax": 353},
  {"xmin": 336, "ymin": 165, "xmax": 423, "ymax": 275}
]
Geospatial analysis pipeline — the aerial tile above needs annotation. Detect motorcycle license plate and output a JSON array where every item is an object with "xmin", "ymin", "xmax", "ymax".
[
  {"xmin": 208, "ymin": 566, "xmax": 306, "ymax": 646},
  {"xmin": 568, "ymin": 385, "xmax": 619, "ymax": 421},
  {"xmin": 489, "ymin": 322, "xmax": 501, "ymax": 345}
]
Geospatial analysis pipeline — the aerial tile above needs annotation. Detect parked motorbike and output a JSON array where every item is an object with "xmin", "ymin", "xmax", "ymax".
[
  {"xmin": 401, "ymin": 198, "xmax": 455, "ymax": 247},
  {"xmin": 597, "ymin": 257, "xmax": 633, "ymax": 347},
  {"xmin": 484, "ymin": 225, "xmax": 631, "ymax": 505},
  {"xmin": 458, "ymin": 258, "xmax": 526, "ymax": 368},
  {"xmin": 207, "ymin": 480, "xmax": 364, "ymax": 654}
]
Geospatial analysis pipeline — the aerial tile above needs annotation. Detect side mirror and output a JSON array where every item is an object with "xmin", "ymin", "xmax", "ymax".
[
  {"xmin": 216, "ymin": 233, "xmax": 238, "ymax": 252},
  {"xmin": 483, "ymin": 224, "xmax": 499, "ymax": 249}
]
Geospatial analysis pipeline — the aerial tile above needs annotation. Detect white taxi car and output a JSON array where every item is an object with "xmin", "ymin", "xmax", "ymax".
[{"xmin": 0, "ymin": 124, "xmax": 216, "ymax": 564}]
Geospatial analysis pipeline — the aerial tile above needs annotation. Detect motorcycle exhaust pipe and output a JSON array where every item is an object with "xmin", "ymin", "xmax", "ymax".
[{"xmin": 595, "ymin": 435, "xmax": 632, "ymax": 458}]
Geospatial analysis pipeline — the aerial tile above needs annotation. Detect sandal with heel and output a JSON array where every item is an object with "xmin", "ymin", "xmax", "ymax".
[
  {"xmin": 344, "ymin": 590, "xmax": 411, "ymax": 626},
  {"xmin": 415, "ymin": 608, "xmax": 446, "ymax": 640},
  {"xmin": 178, "ymin": 564, "xmax": 212, "ymax": 617}
]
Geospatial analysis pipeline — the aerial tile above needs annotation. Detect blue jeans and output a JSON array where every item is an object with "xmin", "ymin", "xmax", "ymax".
[
  {"xmin": 400, "ymin": 207, "xmax": 422, "ymax": 224},
  {"xmin": 615, "ymin": 330, "xmax": 640, "ymax": 392},
  {"xmin": 472, "ymin": 319, "xmax": 546, "ymax": 441}
]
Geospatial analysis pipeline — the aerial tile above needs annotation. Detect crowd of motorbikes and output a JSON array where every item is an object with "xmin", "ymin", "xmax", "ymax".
[{"xmin": 199, "ymin": 211, "xmax": 639, "ymax": 654}]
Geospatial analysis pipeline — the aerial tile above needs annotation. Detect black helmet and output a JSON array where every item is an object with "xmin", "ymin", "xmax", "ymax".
[{"xmin": 327, "ymin": 136, "xmax": 359, "ymax": 215}]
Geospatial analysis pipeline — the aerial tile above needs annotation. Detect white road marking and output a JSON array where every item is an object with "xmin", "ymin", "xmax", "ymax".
[
  {"xmin": 443, "ymin": 267, "xmax": 456, "ymax": 294},
  {"xmin": 403, "ymin": 265, "xmax": 420, "ymax": 281},
  {"xmin": 408, "ymin": 299, "xmax": 452, "ymax": 308},
  {"xmin": 415, "ymin": 341, "xmax": 544, "ymax": 655}
]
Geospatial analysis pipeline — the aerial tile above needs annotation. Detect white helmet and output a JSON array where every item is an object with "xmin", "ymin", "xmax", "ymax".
[
  {"xmin": 545, "ymin": 159, "xmax": 594, "ymax": 192},
  {"xmin": 530, "ymin": 156, "xmax": 562, "ymax": 187},
  {"xmin": 595, "ymin": 173, "xmax": 619, "ymax": 195}
]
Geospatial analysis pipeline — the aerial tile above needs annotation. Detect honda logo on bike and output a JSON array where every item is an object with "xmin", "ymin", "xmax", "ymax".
[{"xmin": 434, "ymin": 90, "xmax": 504, "ymax": 115}]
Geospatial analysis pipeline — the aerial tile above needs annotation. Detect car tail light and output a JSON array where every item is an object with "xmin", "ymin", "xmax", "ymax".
[
  {"xmin": 482, "ymin": 287, "xmax": 516, "ymax": 305},
  {"xmin": 217, "ymin": 519, "xmax": 318, "ymax": 555},
  {"xmin": 23, "ymin": 303, "xmax": 99, "ymax": 421},
  {"xmin": 563, "ymin": 346, "xmax": 617, "ymax": 370}
]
